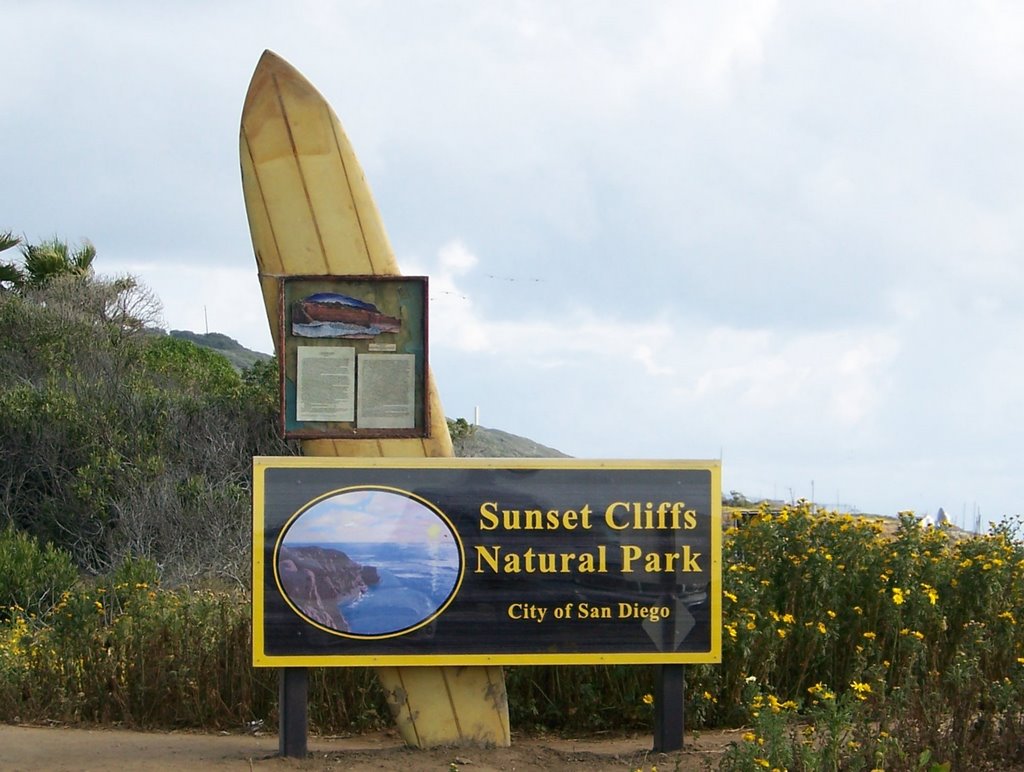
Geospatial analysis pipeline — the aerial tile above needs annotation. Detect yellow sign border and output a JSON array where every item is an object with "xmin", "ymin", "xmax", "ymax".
[{"xmin": 253, "ymin": 456, "xmax": 722, "ymax": 667}]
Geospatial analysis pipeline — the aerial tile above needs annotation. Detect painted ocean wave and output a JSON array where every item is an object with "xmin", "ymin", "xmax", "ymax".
[
  {"xmin": 292, "ymin": 321, "xmax": 390, "ymax": 338},
  {"xmin": 301, "ymin": 541, "xmax": 460, "ymax": 635},
  {"xmin": 339, "ymin": 569, "xmax": 441, "ymax": 634}
]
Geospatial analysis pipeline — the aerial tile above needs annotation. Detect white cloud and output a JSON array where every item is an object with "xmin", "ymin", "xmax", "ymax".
[
  {"xmin": 437, "ymin": 241, "xmax": 478, "ymax": 274},
  {"xmin": 4, "ymin": 2, "xmax": 1024, "ymax": 522},
  {"xmin": 419, "ymin": 241, "xmax": 902, "ymax": 437}
]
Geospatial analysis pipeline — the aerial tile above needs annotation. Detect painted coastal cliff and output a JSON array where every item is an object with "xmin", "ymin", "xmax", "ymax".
[{"xmin": 277, "ymin": 545, "xmax": 380, "ymax": 632}]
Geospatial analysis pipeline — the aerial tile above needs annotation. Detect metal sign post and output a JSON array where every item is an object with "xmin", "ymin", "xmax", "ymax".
[
  {"xmin": 653, "ymin": 664, "xmax": 685, "ymax": 752},
  {"xmin": 278, "ymin": 667, "xmax": 308, "ymax": 758}
]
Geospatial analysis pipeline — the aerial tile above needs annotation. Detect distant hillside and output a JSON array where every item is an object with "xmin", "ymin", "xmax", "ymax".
[
  {"xmin": 453, "ymin": 424, "xmax": 569, "ymax": 458},
  {"xmin": 168, "ymin": 330, "xmax": 271, "ymax": 371}
]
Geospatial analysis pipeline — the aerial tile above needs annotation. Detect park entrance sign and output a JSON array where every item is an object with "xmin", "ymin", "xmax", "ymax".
[{"xmin": 253, "ymin": 457, "xmax": 721, "ymax": 666}]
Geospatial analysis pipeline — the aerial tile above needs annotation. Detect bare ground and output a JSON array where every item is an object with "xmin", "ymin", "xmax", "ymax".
[{"xmin": 0, "ymin": 723, "xmax": 736, "ymax": 771}]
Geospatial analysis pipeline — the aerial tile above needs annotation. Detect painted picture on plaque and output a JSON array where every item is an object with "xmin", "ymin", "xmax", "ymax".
[
  {"xmin": 291, "ymin": 292, "xmax": 402, "ymax": 339},
  {"xmin": 274, "ymin": 486, "xmax": 463, "ymax": 638}
]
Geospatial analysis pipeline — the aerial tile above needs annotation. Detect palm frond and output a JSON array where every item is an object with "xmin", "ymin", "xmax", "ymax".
[
  {"xmin": 0, "ymin": 261, "xmax": 25, "ymax": 288},
  {"xmin": 72, "ymin": 240, "xmax": 97, "ymax": 272},
  {"xmin": 0, "ymin": 230, "xmax": 20, "ymax": 254},
  {"xmin": 19, "ymin": 237, "xmax": 96, "ymax": 286}
]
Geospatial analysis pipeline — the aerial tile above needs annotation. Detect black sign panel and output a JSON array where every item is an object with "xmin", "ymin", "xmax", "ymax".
[{"xmin": 253, "ymin": 458, "xmax": 721, "ymax": 666}]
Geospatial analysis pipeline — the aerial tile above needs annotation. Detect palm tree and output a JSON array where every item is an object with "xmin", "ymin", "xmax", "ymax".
[
  {"xmin": 20, "ymin": 238, "xmax": 96, "ymax": 288},
  {"xmin": 0, "ymin": 234, "xmax": 97, "ymax": 292},
  {"xmin": 0, "ymin": 230, "xmax": 23, "ymax": 290}
]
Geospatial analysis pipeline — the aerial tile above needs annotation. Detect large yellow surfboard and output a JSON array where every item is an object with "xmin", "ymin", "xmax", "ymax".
[{"xmin": 240, "ymin": 50, "xmax": 510, "ymax": 748}]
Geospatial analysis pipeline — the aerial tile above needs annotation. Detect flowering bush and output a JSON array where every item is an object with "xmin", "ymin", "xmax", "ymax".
[
  {"xmin": 704, "ymin": 503, "xmax": 1024, "ymax": 769},
  {"xmin": 2, "ymin": 502, "xmax": 1024, "ymax": 768},
  {"xmin": 0, "ymin": 556, "xmax": 386, "ymax": 731}
]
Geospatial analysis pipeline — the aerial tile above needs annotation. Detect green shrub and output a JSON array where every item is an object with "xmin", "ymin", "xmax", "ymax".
[
  {"xmin": 0, "ymin": 290, "xmax": 293, "ymax": 580},
  {"xmin": 0, "ymin": 571, "xmax": 389, "ymax": 731},
  {"xmin": 0, "ymin": 526, "xmax": 77, "ymax": 620}
]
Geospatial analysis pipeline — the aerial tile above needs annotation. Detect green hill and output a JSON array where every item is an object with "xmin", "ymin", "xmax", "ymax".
[
  {"xmin": 451, "ymin": 424, "xmax": 569, "ymax": 458},
  {"xmin": 167, "ymin": 330, "xmax": 271, "ymax": 371}
]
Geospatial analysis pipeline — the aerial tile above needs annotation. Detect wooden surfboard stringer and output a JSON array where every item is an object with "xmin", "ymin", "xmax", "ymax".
[{"xmin": 241, "ymin": 49, "xmax": 510, "ymax": 748}]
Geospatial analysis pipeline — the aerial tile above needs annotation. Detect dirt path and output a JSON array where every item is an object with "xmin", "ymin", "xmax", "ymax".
[{"xmin": 0, "ymin": 724, "xmax": 734, "ymax": 770}]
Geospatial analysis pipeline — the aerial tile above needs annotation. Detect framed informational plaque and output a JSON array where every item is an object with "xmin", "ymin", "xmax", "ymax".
[{"xmin": 278, "ymin": 276, "xmax": 428, "ymax": 439}]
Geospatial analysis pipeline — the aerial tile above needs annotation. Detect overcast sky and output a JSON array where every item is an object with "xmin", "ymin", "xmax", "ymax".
[{"xmin": 4, "ymin": 2, "xmax": 1022, "ymax": 526}]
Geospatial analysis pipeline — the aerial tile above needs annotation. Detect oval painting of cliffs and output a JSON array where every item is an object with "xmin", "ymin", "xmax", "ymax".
[{"xmin": 274, "ymin": 486, "xmax": 463, "ymax": 638}]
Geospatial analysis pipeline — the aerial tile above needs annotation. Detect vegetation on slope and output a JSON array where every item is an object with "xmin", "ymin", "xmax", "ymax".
[
  {"xmin": 3, "ymin": 232, "xmax": 1024, "ymax": 769},
  {"xmin": 0, "ymin": 235, "xmax": 292, "ymax": 582}
]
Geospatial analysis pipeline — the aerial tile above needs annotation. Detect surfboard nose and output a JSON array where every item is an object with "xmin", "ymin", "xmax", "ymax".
[{"xmin": 243, "ymin": 49, "xmax": 328, "ymax": 126}]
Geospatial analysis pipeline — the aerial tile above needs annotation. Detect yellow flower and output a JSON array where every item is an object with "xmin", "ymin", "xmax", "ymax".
[
  {"xmin": 807, "ymin": 682, "xmax": 836, "ymax": 701},
  {"xmin": 863, "ymin": 631, "xmax": 876, "ymax": 639},
  {"xmin": 742, "ymin": 731, "xmax": 757, "ymax": 742},
  {"xmin": 724, "ymin": 591, "xmax": 738, "ymax": 603},
  {"xmin": 850, "ymin": 681, "xmax": 872, "ymax": 700},
  {"xmin": 776, "ymin": 628, "xmax": 787, "ymax": 639},
  {"xmin": 817, "ymin": 622, "xmax": 827, "ymax": 635},
  {"xmin": 782, "ymin": 613, "xmax": 795, "ymax": 624},
  {"xmin": 754, "ymin": 759, "xmax": 770, "ymax": 768},
  {"xmin": 891, "ymin": 587, "xmax": 905, "ymax": 605},
  {"xmin": 827, "ymin": 610, "xmax": 836, "ymax": 619},
  {"xmin": 642, "ymin": 693, "xmax": 654, "ymax": 705}
]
